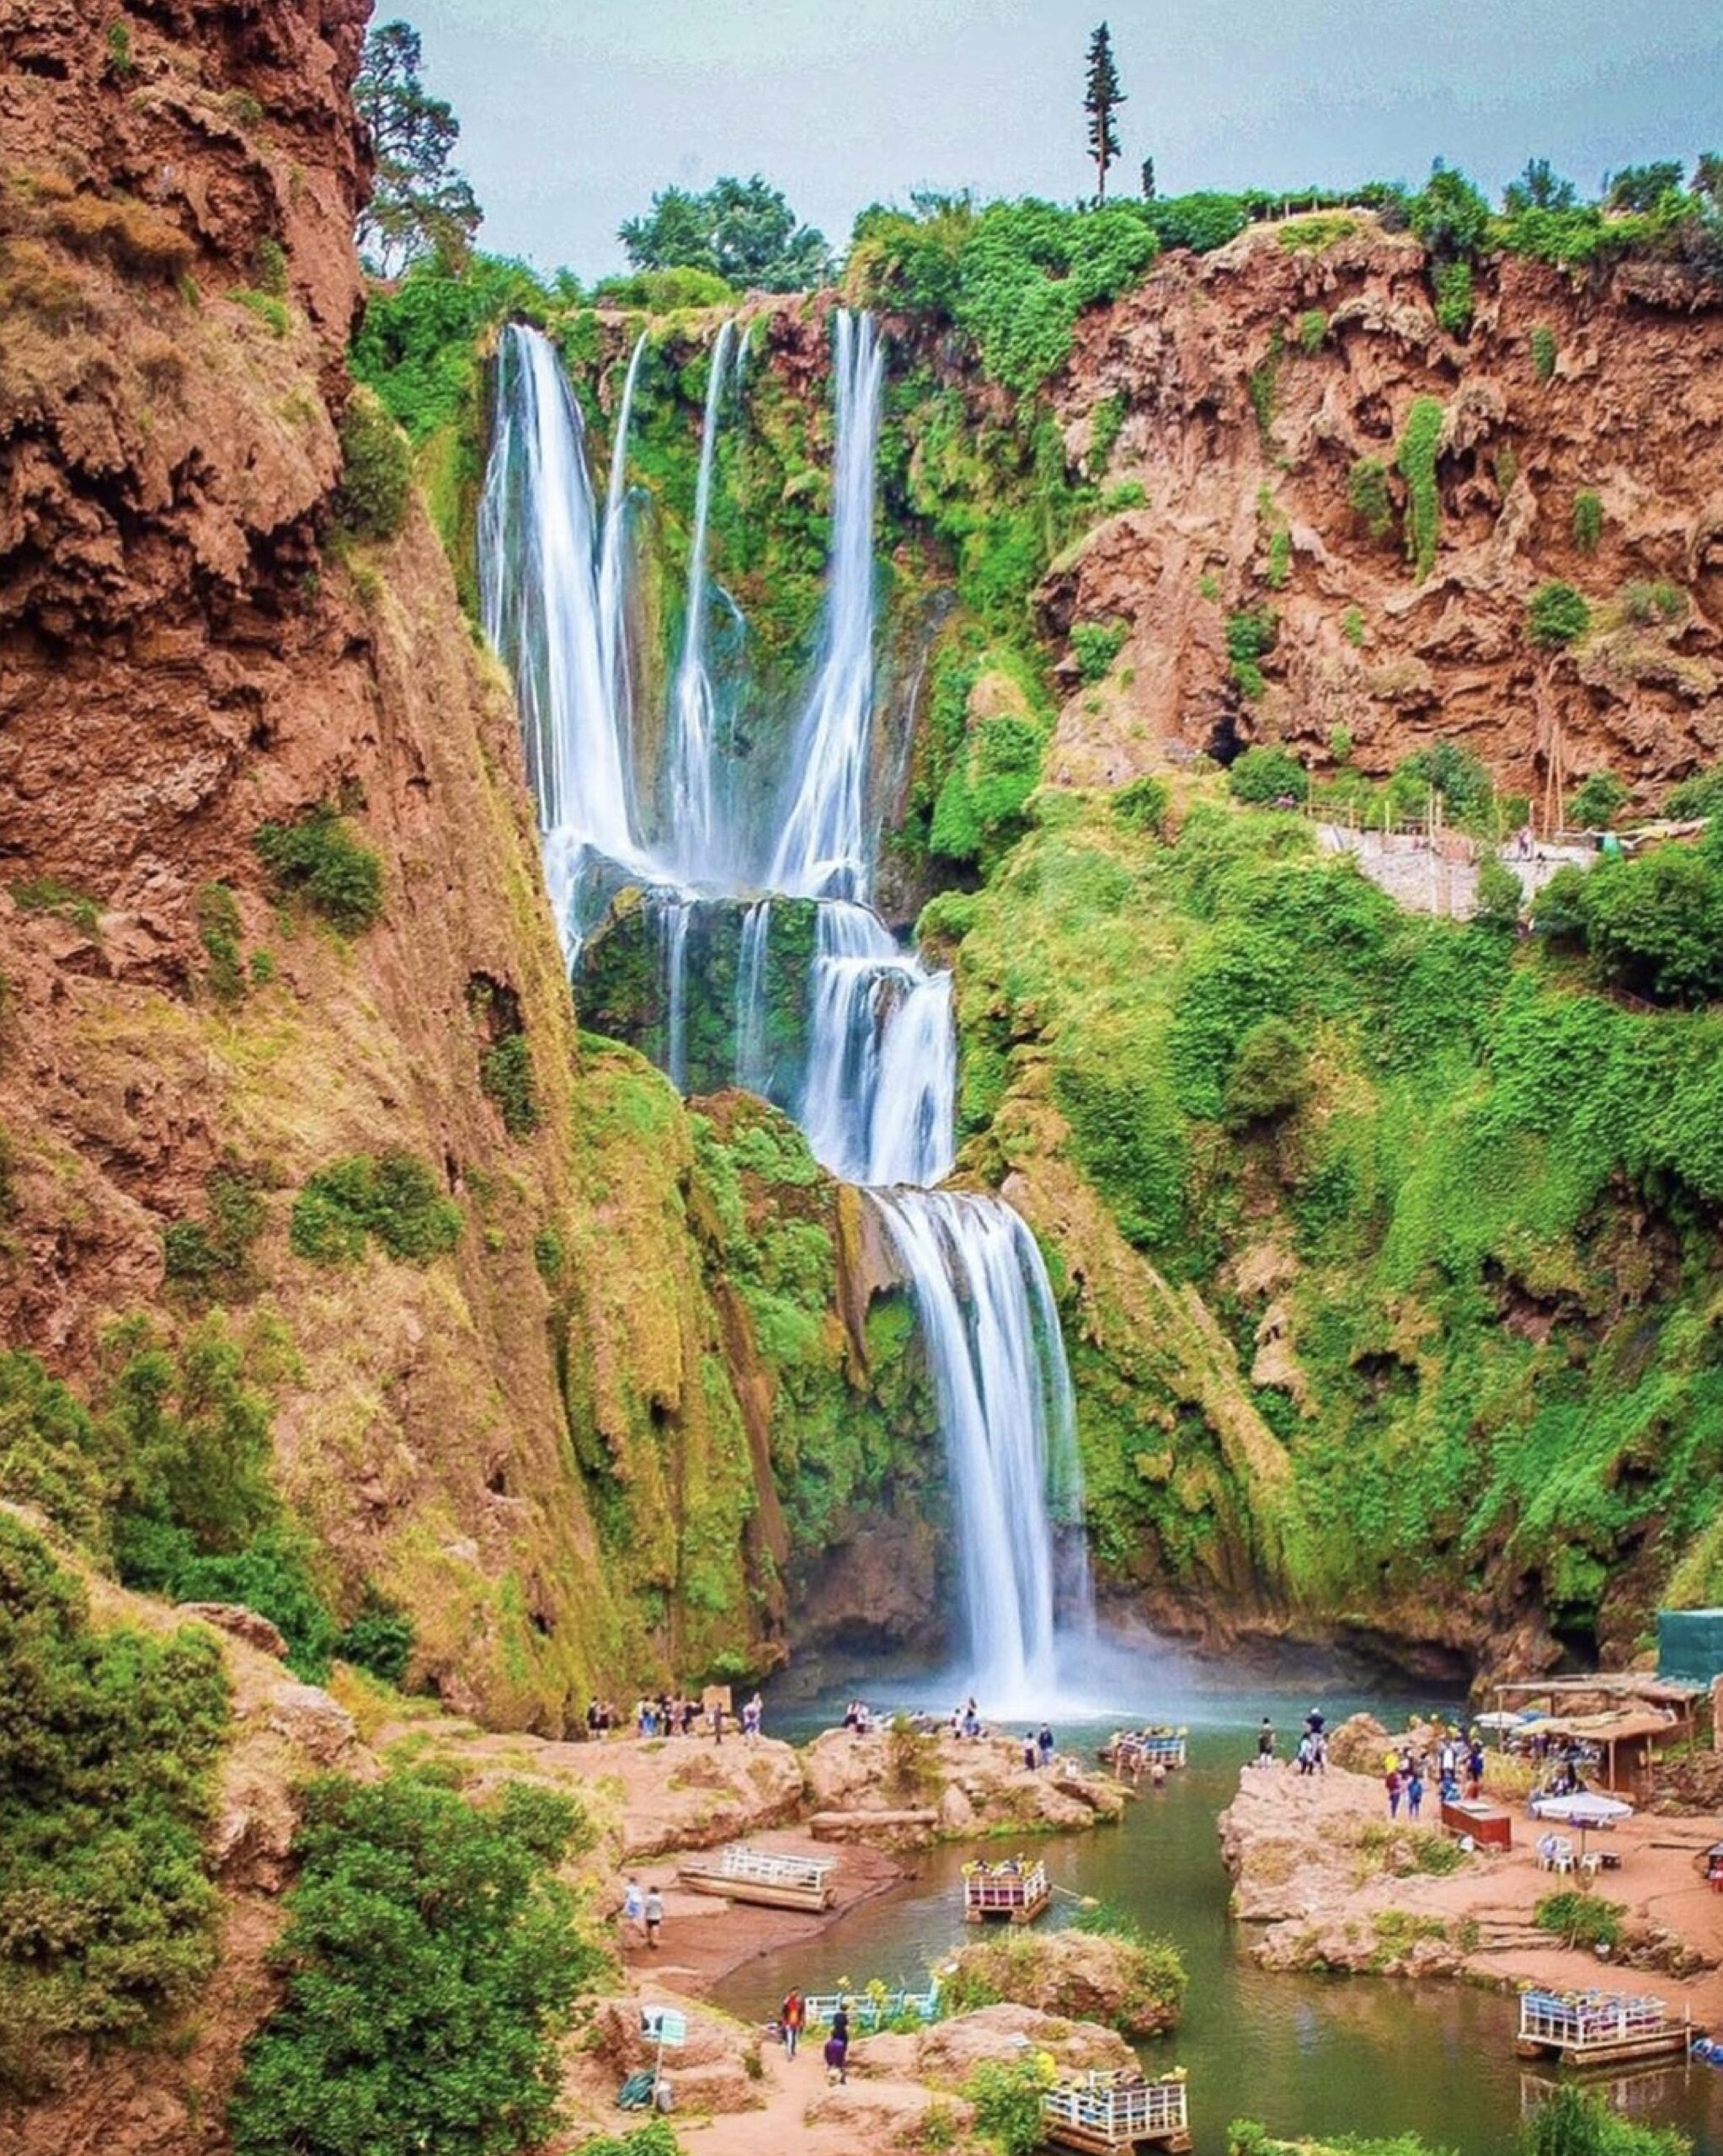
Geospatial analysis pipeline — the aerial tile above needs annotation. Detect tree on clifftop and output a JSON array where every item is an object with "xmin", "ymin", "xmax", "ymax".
[
  {"xmin": 355, "ymin": 20, "xmax": 483, "ymax": 277},
  {"xmin": 619, "ymin": 175, "xmax": 831, "ymax": 291},
  {"xmin": 1085, "ymin": 23, "xmax": 1125, "ymax": 201}
]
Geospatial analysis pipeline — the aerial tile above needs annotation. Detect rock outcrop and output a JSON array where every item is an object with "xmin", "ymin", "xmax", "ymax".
[{"xmin": 802, "ymin": 1726, "xmax": 1128, "ymax": 1843}]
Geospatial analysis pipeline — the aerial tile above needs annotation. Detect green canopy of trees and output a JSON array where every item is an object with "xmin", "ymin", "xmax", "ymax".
[
  {"xmin": 355, "ymin": 20, "xmax": 483, "ymax": 276},
  {"xmin": 618, "ymin": 175, "xmax": 830, "ymax": 292}
]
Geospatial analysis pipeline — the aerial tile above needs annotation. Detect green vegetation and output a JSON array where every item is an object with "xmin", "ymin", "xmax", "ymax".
[
  {"xmin": 1396, "ymin": 397, "xmax": 1444, "ymax": 582},
  {"xmin": 964, "ymin": 2054, "xmax": 1057, "ymax": 2156},
  {"xmin": 1573, "ymin": 489, "xmax": 1603, "ymax": 554},
  {"xmin": 1474, "ymin": 857, "xmax": 1525, "ymax": 932},
  {"xmin": 163, "ymin": 1167, "xmax": 268, "ymax": 1303},
  {"xmin": 1523, "ymin": 2084, "xmax": 1689, "ymax": 2156},
  {"xmin": 255, "ymin": 806, "xmax": 385, "ymax": 934},
  {"xmin": 620, "ymin": 173, "xmax": 829, "ymax": 291},
  {"xmin": 354, "ymin": 20, "xmax": 482, "ymax": 275},
  {"xmin": 1530, "ymin": 324, "xmax": 1558, "ymax": 382},
  {"xmin": 1071, "ymin": 618, "xmax": 1128, "ymax": 682},
  {"xmin": 195, "ymin": 882, "xmax": 247, "ymax": 1005},
  {"xmin": 1083, "ymin": 21, "xmax": 1126, "ymax": 200},
  {"xmin": 1534, "ymin": 1889, "xmax": 1624, "ymax": 1951},
  {"xmin": 1347, "ymin": 457, "xmax": 1394, "ymax": 542},
  {"xmin": 1226, "ymin": 744, "xmax": 1306, "ymax": 805},
  {"xmin": 333, "ymin": 386, "xmax": 413, "ymax": 542},
  {"xmin": 291, "ymin": 1151, "xmax": 462, "ymax": 1266},
  {"xmin": 1528, "ymin": 580, "xmax": 1591, "ymax": 648},
  {"xmin": 1538, "ymin": 827, "xmax": 1723, "ymax": 1003},
  {"xmin": 1102, "ymin": 478, "xmax": 1147, "ymax": 511},
  {"xmin": 230, "ymin": 1773, "xmax": 603, "ymax": 2156},
  {"xmin": 479, "ymin": 1033, "xmax": 541, "ymax": 1138},
  {"xmin": 852, "ymin": 195, "xmax": 1159, "ymax": 391},
  {"xmin": 1432, "ymin": 258, "xmax": 1474, "ymax": 336},
  {"xmin": 1114, "ymin": 775, "xmax": 1169, "ymax": 836},
  {"xmin": 1298, "ymin": 308, "xmax": 1327, "ymax": 354},
  {"xmin": 1224, "ymin": 608, "xmax": 1278, "ymax": 701},
  {"xmin": 11, "ymin": 875, "xmax": 101, "ymax": 934},
  {"xmin": 1571, "ymin": 771, "xmax": 1627, "ymax": 828},
  {"xmin": 923, "ymin": 640, "xmax": 1056, "ymax": 873},
  {"xmin": 0, "ymin": 1516, "xmax": 229, "ymax": 2093}
]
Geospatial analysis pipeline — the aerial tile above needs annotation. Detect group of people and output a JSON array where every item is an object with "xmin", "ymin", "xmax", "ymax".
[
  {"xmin": 839, "ymin": 1700, "xmax": 877, "ymax": 1737},
  {"xmin": 774, "ymin": 1990, "xmax": 849, "ymax": 2084},
  {"xmin": 592, "ymin": 1691, "xmax": 765, "ymax": 1745},
  {"xmin": 621, "ymin": 1875, "xmax": 666, "ymax": 1949},
  {"xmin": 1253, "ymin": 1706, "xmax": 1330, "ymax": 1773},
  {"xmin": 1021, "ymin": 1724, "xmax": 1058, "ymax": 1772},
  {"xmin": 1386, "ymin": 1732, "xmax": 1486, "ymax": 1818}
]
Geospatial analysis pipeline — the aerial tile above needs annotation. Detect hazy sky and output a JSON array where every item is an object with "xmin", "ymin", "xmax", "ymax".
[{"xmin": 399, "ymin": 0, "xmax": 1722, "ymax": 280}]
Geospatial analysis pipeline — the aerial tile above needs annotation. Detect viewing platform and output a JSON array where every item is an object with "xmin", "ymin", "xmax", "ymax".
[
  {"xmin": 1104, "ymin": 1728, "xmax": 1188, "ymax": 1774},
  {"xmin": 962, "ymin": 1856, "xmax": 1051, "ymax": 1924},
  {"xmin": 675, "ymin": 1844, "xmax": 835, "ymax": 1912},
  {"xmin": 1515, "ymin": 1989, "xmax": 1691, "ymax": 2067},
  {"xmin": 1042, "ymin": 2068, "xmax": 1192, "ymax": 2154}
]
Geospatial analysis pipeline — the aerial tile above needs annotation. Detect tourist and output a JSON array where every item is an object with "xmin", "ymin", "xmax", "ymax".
[
  {"xmin": 1256, "ymin": 1717, "xmax": 1276, "ymax": 1768},
  {"xmin": 1407, "ymin": 1768, "xmax": 1425, "ymax": 1820},
  {"xmin": 643, "ymin": 1884, "xmax": 664, "ymax": 1950},
  {"xmin": 963, "ymin": 1697, "xmax": 980, "ymax": 1740},
  {"xmin": 711, "ymin": 1700, "xmax": 726, "ymax": 1745},
  {"xmin": 1466, "ymin": 1739, "xmax": 1485, "ymax": 1800},
  {"xmin": 1038, "ymin": 1724, "xmax": 1054, "ymax": 1769},
  {"xmin": 587, "ymin": 1697, "xmax": 603, "ymax": 1739},
  {"xmin": 825, "ymin": 2002, "xmax": 851, "ymax": 2084},
  {"xmin": 780, "ymin": 1988, "xmax": 806, "ymax": 2059},
  {"xmin": 744, "ymin": 1692, "xmax": 763, "ymax": 1744},
  {"xmin": 681, "ymin": 1696, "xmax": 697, "ymax": 1737},
  {"xmin": 622, "ymin": 1874, "xmax": 644, "ymax": 1942},
  {"xmin": 1023, "ymin": 1732, "xmax": 1038, "ymax": 1772},
  {"xmin": 1385, "ymin": 1766, "xmax": 1403, "ymax": 1819}
]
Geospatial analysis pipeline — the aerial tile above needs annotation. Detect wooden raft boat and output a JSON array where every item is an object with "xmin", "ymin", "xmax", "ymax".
[
  {"xmin": 1102, "ymin": 1728, "xmax": 1188, "ymax": 1772},
  {"xmin": 962, "ymin": 1857, "xmax": 1050, "ymax": 1924},
  {"xmin": 1043, "ymin": 2070, "xmax": 1192, "ymax": 2155},
  {"xmin": 676, "ymin": 1844, "xmax": 835, "ymax": 1912},
  {"xmin": 1514, "ymin": 1989, "xmax": 1690, "ymax": 2067}
]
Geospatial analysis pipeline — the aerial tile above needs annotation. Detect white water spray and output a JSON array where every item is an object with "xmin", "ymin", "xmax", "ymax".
[{"xmin": 668, "ymin": 323, "xmax": 735, "ymax": 878}]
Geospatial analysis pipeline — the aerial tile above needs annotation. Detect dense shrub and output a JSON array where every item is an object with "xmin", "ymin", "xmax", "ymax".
[
  {"xmin": 1528, "ymin": 581, "xmax": 1592, "ymax": 648},
  {"xmin": 1347, "ymin": 457, "xmax": 1394, "ymax": 539},
  {"xmin": 336, "ymin": 1586, "xmax": 416, "ymax": 1686},
  {"xmin": 1571, "ymin": 771, "xmax": 1627, "ymax": 828},
  {"xmin": 333, "ymin": 386, "xmax": 412, "ymax": 542},
  {"xmin": 1396, "ymin": 739, "xmax": 1493, "ymax": 825},
  {"xmin": 1222, "ymin": 1016, "xmax": 1312, "ymax": 1128},
  {"xmin": 1225, "ymin": 606, "xmax": 1279, "ymax": 700},
  {"xmin": 1665, "ymin": 763, "xmax": 1723, "ymax": 819},
  {"xmin": 1114, "ymin": 775, "xmax": 1170, "ymax": 836},
  {"xmin": 0, "ymin": 1518, "xmax": 229, "ymax": 2093},
  {"xmin": 229, "ymin": 1774, "xmax": 603, "ymax": 2156},
  {"xmin": 1534, "ymin": 1888, "xmax": 1624, "ymax": 1951},
  {"xmin": 1432, "ymin": 258, "xmax": 1474, "ymax": 335},
  {"xmin": 1397, "ymin": 397, "xmax": 1444, "ymax": 581},
  {"xmin": 1409, "ymin": 164, "xmax": 1491, "ymax": 258},
  {"xmin": 963, "ymin": 2055, "xmax": 1056, "ymax": 2156},
  {"xmin": 479, "ymin": 1033, "xmax": 541, "ymax": 1137},
  {"xmin": 1226, "ymin": 744, "xmax": 1307, "ymax": 805},
  {"xmin": 291, "ymin": 1151, "xmax": 462, "ymax": 1266},
  {"xmin": 1474, "ymin": 857, "xmax": 1525, "ymax": 932},
  {"xmin": 1521, "ymin": 2083, "xmax": 1690, "ymax": 2156},
  {"xmin": 254, "ymin": 807, "xmax": 384, "ymax": 934},
  {"xmin": 1070, "ymin": 619, "xmax": 1128, "ymax": 682},
  {"xmin": 351, "ymin": 251, "xmax": 556, "ymax": 443},
  {"xmin": 1530, "ymin": 324, "xmax": 1558, "ymax": 382},
  {"xmin": 1573, "ymin": 489, "xmax": 1603, "ymax": 554},
  {"xmin": 163, "ymin": 1168, "xmax": 268, "ymax": 1304},
  {"xmin": 592, "ymin": 265, "xmax": 735, "ymax": 309},
  {"xmin": 1581, "ymin": 839, "xmax": 1723, "ymax": 1004},
  {"xmin": 196, "ymin": 881, "xmax": 246, "ymax": 1005}
]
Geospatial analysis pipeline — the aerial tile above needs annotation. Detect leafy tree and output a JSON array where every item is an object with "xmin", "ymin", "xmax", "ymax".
[
  {"xmin": 0, "ymin": 1518, "xmax": 230, "ymax": 2093},
  {"xmin": 1504, "ymin": 157, "xmax": 1576, "ymax": 213},
  {"xmin": 1226, "ymin": 744, "xmax": 1306, "ymax": 806},
  {"xmin": 229, "ymin": 1774, "xmax": 603, "ymax": 2156},
  {"xmin": 1571, "ymin": 771, "xmax": 1627, "ymax": 828},
  {"xmin": 1223, "ymin": 1016, "xmax": 1312, "ymax": 1128},
  {"xmin": 1410, "ymin": 162, "xmax": 1491, "ymax": 259},
  {"xmin": 1581, "ymin": 837, "xmax": 1723, "ymax": 1005},
  {"xmin": 1084, "ymin": 23, "xmax": 1125, "ymax": 201},
  {"xmin": 1606, "ymin": 161, "xmax": 1685, "ymax": 213},
  {"xmin": 1474, "ymin": 857, "xmax": 1525, "ymax": 932},
  {"xmin": 619, "ymin": 175, "xmax": 829, "ymax": 292},
  {"xmin": 1140, "ymin": 156, "xmax": 1156, "ymax": 201},
  {"xmin": 355, "ymin": 22, "xmax": 482, "ymax": 277}
]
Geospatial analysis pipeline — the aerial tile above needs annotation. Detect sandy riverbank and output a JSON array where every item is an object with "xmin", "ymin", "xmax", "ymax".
[{"xmin": 1219, "ymin": 1754, "xmax": 1723, "ymax": 2022}]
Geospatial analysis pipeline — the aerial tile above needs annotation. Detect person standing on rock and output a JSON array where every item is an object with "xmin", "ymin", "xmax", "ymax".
[
  {"xmin": 1038, "ymin": 1724, "xmax": 1054, "ymax": 1769},
  {"xmin": 1406, "ymin": 1766, "xmax": 1425, "ymax": 1820},
  {"xmin": 711, "ymin": 1700, "xmax": 726, "ymax": 1745},
  {"xmin": 643, "ymin": 1884, "xmax": 664, "ymax": 1950},
  {"xmin": 744, "ymin": 1692, "xmax": 763, "ymax": 1743},
  {"xmin": 1022, "ymin": 1732, "xmax": 1038, "ymax": 1772},
  {"xmin": 1256, "ymin": 1717, "xmax": 1276, "ymax": 1768},
  {"xmin": 781, "ymin": 1988, "xmax": 806, "ymax": 2059},
  {"xmin": 623, "ymin": 1874, "xmax": 645, "ymax": 1944},
  {"xmin": 1385, "ymin": 1766, "xmax": 1403, "ymax": 1819}
]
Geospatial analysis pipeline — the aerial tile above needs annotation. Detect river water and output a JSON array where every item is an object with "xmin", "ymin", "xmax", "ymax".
[{"xmin": 716, "ymin": 1693, "xmax": 1723, "ymax": 2153}]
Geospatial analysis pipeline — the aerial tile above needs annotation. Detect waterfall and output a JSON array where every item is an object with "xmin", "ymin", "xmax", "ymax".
[
  {"xmin": 799, "ymin": 902, "xmax": 955, "ymax": 1189},
  {"xmin": 769, "ymin": 311, "xmax": 885, "ymax": 901},
  {"xmin": 734, "ymin": 899, "xmax": 773, "ymax": 1096},
  {"xmin": 479, "ymin": 323, "xmax": 647, "ymax": 948},
  {"xmin": 596, "ymin": 333, "xmax": 648, "ymax": 760},
  {"xmin": 668, "ymin": 323, "xmax": 735, "ymax": 880},
  {"xmin": 479, "ymin": 303, "xmax": 1092, "ymax": 1711}
]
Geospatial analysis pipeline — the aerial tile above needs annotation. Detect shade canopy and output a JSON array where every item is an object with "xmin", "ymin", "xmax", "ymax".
[{"xmin": 1530, "ymin": 1791, "xmax": 1635, "ymax": 1825}]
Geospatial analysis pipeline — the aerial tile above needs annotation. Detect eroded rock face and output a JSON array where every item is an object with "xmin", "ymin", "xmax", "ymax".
[
  {"xmin": 802, "ymin": 1726, "xmax": 1128, "ymax": 1839},
  {"xmin": 1043, "ymin": 219, "xmax": 1723, "ymax": 803},
  {"xmin": 943, "ymin": 1926, "xmax": 1183, "ymax": 2036}
]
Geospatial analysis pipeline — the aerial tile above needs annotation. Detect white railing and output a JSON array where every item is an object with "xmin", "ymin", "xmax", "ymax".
[
  {"xmin": 1044, "ymin": 2072, "xmax": 1189, "ymax": 2137},
  {"xmin": 690, "ymin": 1845, "xmax": 834, "ymax": 1892},
  {"xmin": 963, "ymin": 1860, "xmax": 1048, "ymax": 1913},
  {"xmin": 1519, "ymin": 1990, "xmax": 1673, "ymax": 2049},
  {"xmin": 802, "ymin": 1982, "xmax": 939, "ymax": 2029}
]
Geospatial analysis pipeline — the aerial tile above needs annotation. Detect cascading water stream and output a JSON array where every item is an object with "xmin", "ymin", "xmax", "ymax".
[
  {"xmin": 481, "ymin": 306, "xmax": 1091, "ymax": 1711},
  {"xmin": 667, "ymin": 322, "xmax": 734, "ymax": 880},
  {"xmin": 768, "ymin": 311, "xmax": 886, "ymax": 903},
  {"xmin": 479, "ymin": 323, "xmax": 650, "ymax": 949}
]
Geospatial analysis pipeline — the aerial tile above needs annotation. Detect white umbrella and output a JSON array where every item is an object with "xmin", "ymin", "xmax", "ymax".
[{"xmin": 1531, "ymin": 1790, "xmax": 1634, "ymax": 1858}]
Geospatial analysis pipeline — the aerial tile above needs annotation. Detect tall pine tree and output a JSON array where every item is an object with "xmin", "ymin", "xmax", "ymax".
[
  {"xmin": 1085, "ymin": 23, "xmax": 1125, "ymax": 201},
  {"xmin": 355, "ymin": 21, "xmax": 482, "ymax": 276}
]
